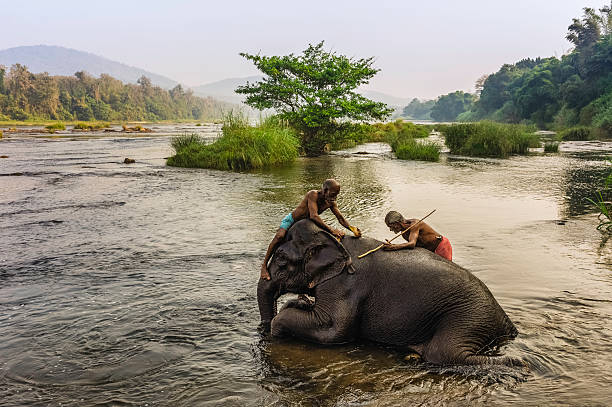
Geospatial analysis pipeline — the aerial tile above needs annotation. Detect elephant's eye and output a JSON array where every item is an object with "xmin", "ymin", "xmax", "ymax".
[{"xmin": 275, "ymin": 252, "xmax": 288, "ymax": 266}]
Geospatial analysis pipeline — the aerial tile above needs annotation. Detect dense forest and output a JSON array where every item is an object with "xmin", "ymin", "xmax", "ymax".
[
  {"xmin": 409, "ymin": 3, "xmax": 612, "ymax": 136},
  {"xmin": 0, "ymin": 65, "xmax": 230, "ymax": 121}
]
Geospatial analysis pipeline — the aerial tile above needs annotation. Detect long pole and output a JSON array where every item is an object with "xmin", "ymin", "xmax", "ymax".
[{"xmin": 357, "ymin": 209, "xmax": 436, "ymax": 259}]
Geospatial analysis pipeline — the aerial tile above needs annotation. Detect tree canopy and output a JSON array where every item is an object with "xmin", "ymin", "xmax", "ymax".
[
  {"xmin": 402, "ymin": 98, "xmax": 435, "ymax": 119},
  {"xmin": 0, "ymin": 66, "xmax": 230, "ymax": 122},
  {"xmin": 430, "ymin": 91, "xmax": 475, "ymax": 122},
  {"xmin": 460, "ymin": 3, "xmax": 612, "ymax": 134},
  {"xmin": 235, "ymin": 41, "xmax": 392, "ymax": 155}
]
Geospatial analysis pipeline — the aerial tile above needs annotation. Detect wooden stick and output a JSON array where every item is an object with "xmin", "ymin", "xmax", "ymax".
[{"xmin": 357, "ymin": 209, "xmax": 436, "ymax": 259}]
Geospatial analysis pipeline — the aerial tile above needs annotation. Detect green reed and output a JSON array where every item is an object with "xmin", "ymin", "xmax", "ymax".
[
  {"xmin": 439, "ymin": 121, "xmax": 539, "ymax": 158},
  {"xmin": 167, "ymin": 112, "xmax": 299, "ymax": 171}
]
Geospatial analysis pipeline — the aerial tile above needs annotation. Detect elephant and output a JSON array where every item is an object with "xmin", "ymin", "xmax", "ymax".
[{"xmin": 258, "ymin": 219, "xmax": 521, "ymax": 366}]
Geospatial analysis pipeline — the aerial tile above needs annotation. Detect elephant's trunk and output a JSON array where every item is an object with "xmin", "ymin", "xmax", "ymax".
[{"xmin": 257, "ymin": 278, "xmax": 278, "ymax": 332}]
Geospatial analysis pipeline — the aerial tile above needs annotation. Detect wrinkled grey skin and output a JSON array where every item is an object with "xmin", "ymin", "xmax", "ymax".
[{"xmin": 258, "ymin": 219, "xmax": 521, "ymax": 366}]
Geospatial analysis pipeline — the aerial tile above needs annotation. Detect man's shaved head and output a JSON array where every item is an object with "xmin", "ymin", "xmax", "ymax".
[
  {"xmin": 323, "ymin": 179, "xmax": 340, "ymax": 193},
  {"xmin": 385, "ymin": 211, "xmax": 406, "ymax": 225}
]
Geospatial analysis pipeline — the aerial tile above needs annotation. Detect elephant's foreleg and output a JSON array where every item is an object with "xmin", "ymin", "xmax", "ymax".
[{"xmin": 271, "ymin": 307, "xmax": 351, "ymax": 344}]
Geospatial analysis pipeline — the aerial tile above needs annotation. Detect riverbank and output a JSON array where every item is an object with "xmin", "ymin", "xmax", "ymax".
[{"xmin": 0, "ymin": 119, "xmax": 220, "ymax": 127}]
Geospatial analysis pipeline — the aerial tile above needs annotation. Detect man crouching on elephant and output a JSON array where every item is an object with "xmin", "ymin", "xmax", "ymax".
[
  {"xmin": 383, "ymin": 210, "xmax": 452, "ymax": 261},
  {"xmin": 260, "ymin": 179, "xmax": 361, "ymax": 280}
]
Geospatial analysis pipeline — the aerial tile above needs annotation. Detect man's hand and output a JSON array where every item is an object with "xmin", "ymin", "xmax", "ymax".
[
  {"xmin": 382, "ymin": 242, "xmax": 398, "ymax": 251},
  {"xmin": 349, "ymin": 225, "xmax": 362, "ymax": 238},
  {"xmin": 260, "ymin": 264, "xmax": 271, "ymax": 280},
  {"xmin": 332, "ymin": 228, "xmax": 345, "ymax": 240}
]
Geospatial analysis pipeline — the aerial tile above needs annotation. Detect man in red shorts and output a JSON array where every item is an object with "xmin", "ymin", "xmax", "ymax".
[{"xmin": 382, "ymin": 210, "xmax": 452, "ymax": 261}]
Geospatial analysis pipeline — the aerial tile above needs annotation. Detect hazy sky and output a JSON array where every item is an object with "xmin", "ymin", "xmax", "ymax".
[{"xmin": 1, "ymin": 0, "xmax": 607, "ymax": 99}]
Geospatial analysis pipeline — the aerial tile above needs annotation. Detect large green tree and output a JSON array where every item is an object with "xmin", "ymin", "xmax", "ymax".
[
  {"xmin": 430, "ymin": 91, "xmax": 475, "ymax": 122},
  {"xmin": 402, "ymin": 98, "xmax": 434, "ymax": 119},
  {"xmin": 235, "ymin": 41, "xmax": 393, "ymax": 155}
]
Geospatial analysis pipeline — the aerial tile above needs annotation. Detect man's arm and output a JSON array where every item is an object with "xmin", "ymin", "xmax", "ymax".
[
  {"xmin": 331, "ymin": 203, "xmax": 361, "ymax": 237},
  {"xmin": 307, "ymin": 192, "xmax": 340, "ymax": 236},
  {"xmin": 383, "ymin": 226, "xmax": 419, "ymax": 250},
  {"xmin": 330, "ymin": 203, "xmax": 351, "ymax": 229}
]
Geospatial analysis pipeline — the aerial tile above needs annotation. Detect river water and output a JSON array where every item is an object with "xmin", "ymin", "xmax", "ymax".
[{"xmin": 1, "ymin": 124, "xmax": 611, "ymax": 406}]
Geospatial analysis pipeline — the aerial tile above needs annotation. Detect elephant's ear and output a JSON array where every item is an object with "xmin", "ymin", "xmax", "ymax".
[{"xmin": 305, "ymin": 231, "xmax": 354, "ymax": 289}]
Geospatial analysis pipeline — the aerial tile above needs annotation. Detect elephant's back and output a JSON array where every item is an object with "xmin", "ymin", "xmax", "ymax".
[{"xmin": 341, "ymin": 237, "xmax": 517, "ymax": 347}]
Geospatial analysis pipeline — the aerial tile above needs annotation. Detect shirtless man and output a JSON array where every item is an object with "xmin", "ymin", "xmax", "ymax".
[
  {"xmin": 260, "ymin": 179, "xmax": 361, "ymax": 280},
  {"xmin": 382, "ymin": 210, "xmax": 452, "ymax": 261}
]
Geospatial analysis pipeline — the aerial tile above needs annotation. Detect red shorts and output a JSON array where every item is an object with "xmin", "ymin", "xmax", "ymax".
[{"xmin": 434, "ymin": 236, "xmax": 452, "ymax": 261}]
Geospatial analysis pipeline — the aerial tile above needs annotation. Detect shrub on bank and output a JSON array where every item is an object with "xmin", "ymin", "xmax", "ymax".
[
  {"xmin": 439, "ymin": 121, "xmax": 538, "ymax": 158},
  {"xmin": 394, "ymin": 138, "xmax": 441, "ymax": 162},
  {"xmin": 74, "ymin": 122, "xmax": 110, "ymax": 130},
  {"xmin": 560, "ymin": 126, "xmax": 592, "ymax": 141},
  {"xmin": 167, "ymin": 114, "xmax": 299, "ymax": 171},
  {"xmin": 327, "ymin": 120, "xmax": 430, "ymax": 150},
  {"xmin": 543, "ymin": 142, "xmax": 560, "ymax": 152},
  {"xmin": 45, "ymin": 122, "xmax": 66, "ymax": 132}
]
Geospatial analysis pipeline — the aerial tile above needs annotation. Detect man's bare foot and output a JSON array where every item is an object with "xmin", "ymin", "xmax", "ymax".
[{"xmin": 260, "ymin": 265, "xmax": 271, "ymax": 280}]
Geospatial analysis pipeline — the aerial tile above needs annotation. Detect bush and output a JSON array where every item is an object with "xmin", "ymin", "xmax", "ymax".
[
  {"xmin": 171, "ymin": 133, "xmax": 206, "ymax": 152},
  {"xmin": 560, "ymin": 126, "xmax": 592, "ymax": 141},
  {"xmin": 439, "ymin": 123, "xmax": 477, "ymax": 153},
  {"xmin": 544, "ymin": 142, "xmax": 560, "ymax": 152},
  {"xmin": 74, "ymin": 122, "xmax": 111, "ymax": 130},
  {"xmin": 167, "ymin": 113, "xmax": 299, "ymax": 171},
  {"xmin": 45, "ymin": 122, "xmax": 66, "ymax": 131},
  {"xmin": 439, "ymin": 121, "xmax": 538, "ymax": 158},
  {"xmin": 325, "ymin": 120, "xmax": 430, "ymax": 151},
  {"xmin": 394, "ymin": 139, "xmax": 440, "ymax": 162},
  {"xmin": 328, "ymin": 123, "xmax": 372, "ymax": 150}
]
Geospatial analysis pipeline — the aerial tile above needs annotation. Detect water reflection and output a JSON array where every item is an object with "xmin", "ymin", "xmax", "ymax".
[
  {"xmin": 561, "ymin": 160, "xmax": 611, "ymax": 217},
  {"xmin": 255, "ymin": 337, "xmax": 529, "ymax": 406},
  {"xmin": 258, "ymin": 155, "xmax": 389, "ymax": 223}
]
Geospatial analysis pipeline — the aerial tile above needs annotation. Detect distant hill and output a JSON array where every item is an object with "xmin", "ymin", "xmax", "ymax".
[
  {"xmin": 192, "ymin": 76, "xmax": 262, "ymax": 104},
  {"xmin": 359, "ymin": 90, "xmax": 413, "ymax": 107},
  {"xmin": 193, "ymin": 76, "xmax": 414, "ymax": 109},
  {"xmin": 0, "ymin": 45, "xmax": 179, "ymax": 89}
]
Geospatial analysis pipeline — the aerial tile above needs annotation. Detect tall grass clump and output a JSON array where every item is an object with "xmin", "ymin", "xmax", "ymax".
[
  {"xmin": 45, "ymin": 122, "xmax": 65, "ymax": 132},
  {"xmin": 439, "ymin": 121, "xmax": 538, "ymax": 158},
  {"xmin": 170, "ymin": 133, "xmax": 206, "ymax": 152},
  {"xmin": 167, "ymin": 112, "xmax": 299, "ymax": 171},
  {"xmin": 544, "ymin": 142, "xmax": 560, "ymax": 153},
  {"xmin": 394, "ymin": 139, "xmax": 441, "ymax": 162}
]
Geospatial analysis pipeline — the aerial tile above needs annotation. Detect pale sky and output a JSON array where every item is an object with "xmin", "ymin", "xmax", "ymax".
[{"xmin": 1, "ymin": 0, "xmax": 607, "ymax": 99}]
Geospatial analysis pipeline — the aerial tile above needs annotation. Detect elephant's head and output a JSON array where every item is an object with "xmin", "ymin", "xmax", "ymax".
[{"xmin": 257, "ymin": 219, "xmax": 353, "ymax": 329}]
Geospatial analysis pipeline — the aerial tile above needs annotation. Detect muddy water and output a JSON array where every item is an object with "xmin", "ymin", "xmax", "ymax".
[{"xmin": 0, "ymin": 126, "xmax": 611, "ymax": 406}]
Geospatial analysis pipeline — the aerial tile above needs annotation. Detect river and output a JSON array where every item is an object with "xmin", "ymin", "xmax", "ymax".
[{"xmin": 1, "ymin": 124, "xmax": 611, "ymax": 406}]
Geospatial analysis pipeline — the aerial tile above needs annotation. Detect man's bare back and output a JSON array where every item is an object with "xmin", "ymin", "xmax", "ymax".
[
  {"xmin": 291, "ymin": 190, "xmax": 335, "ymax": 224},
  {"xmin": 260, "ymin": 179, "xmax": 361, "ymax": 280},
  {"xmin": 397, "ymin": 218, "xmax": 441, "ymax": 252},
  {"xmin": 382, "ymin": 210, "xmax": 452, "ymax": 261}
]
